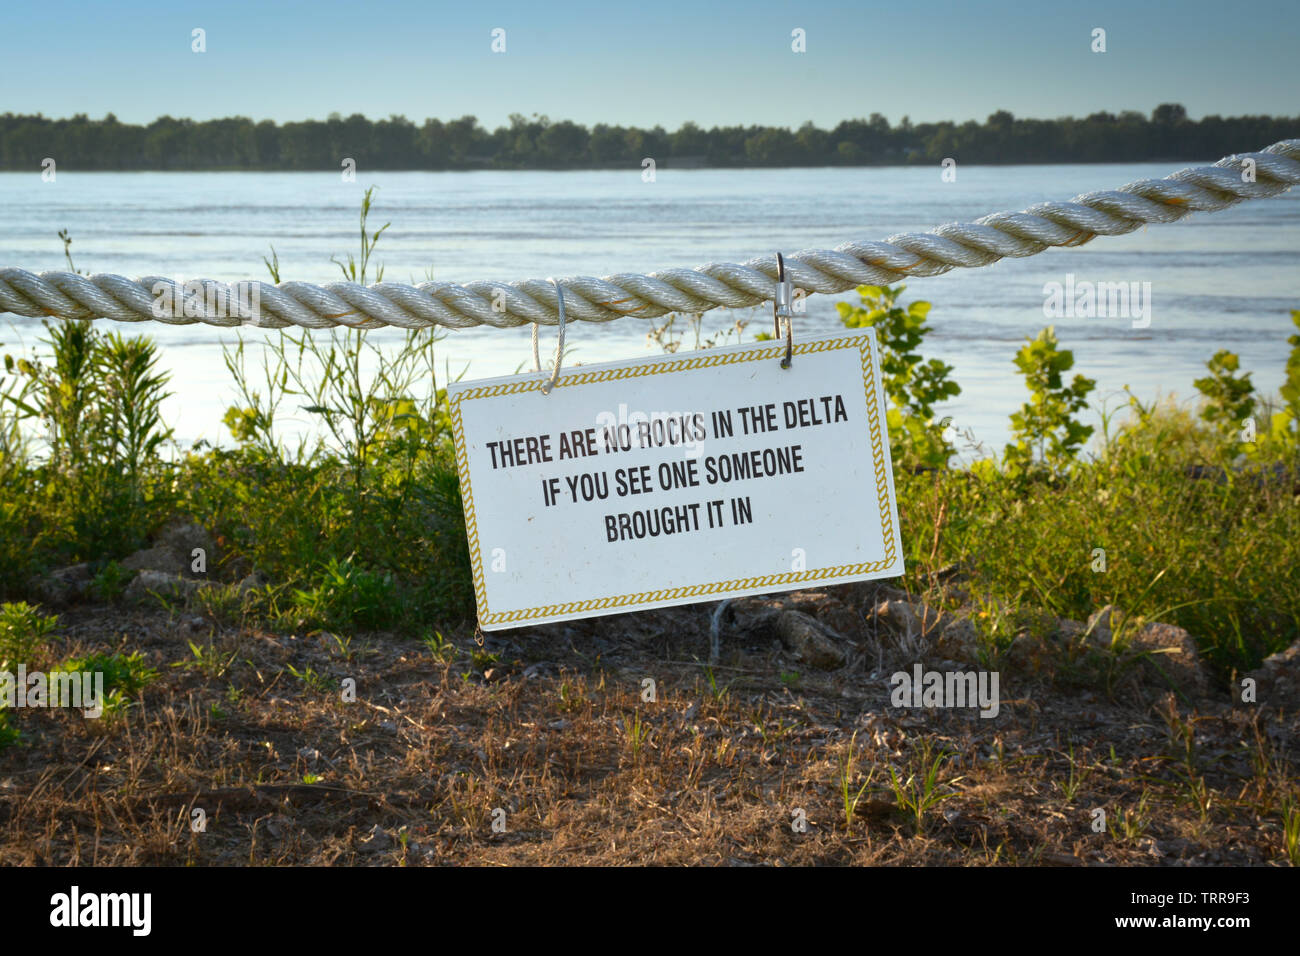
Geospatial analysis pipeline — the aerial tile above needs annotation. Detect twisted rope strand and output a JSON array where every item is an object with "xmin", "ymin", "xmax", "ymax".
[{"xmin": 1, "ymin": 139, "xmax": 1296, "ymax": 331}]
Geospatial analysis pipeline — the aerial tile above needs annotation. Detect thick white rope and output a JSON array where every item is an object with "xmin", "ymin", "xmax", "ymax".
[{"xmin": 1, "ymin": 139, "xmax": 1297, "ymax": 331}]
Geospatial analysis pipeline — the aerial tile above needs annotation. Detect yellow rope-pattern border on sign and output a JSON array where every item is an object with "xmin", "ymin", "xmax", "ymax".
[
  {"xmin": 452, "ymin": 336, "xmax": 855, "ymax": 401},
  {"xmin": 449, "ymin": 333, "xmax": 897, "ymax": 627},
  {"xmin": 448, "ymin": 396, "xmax": 487, "ymax": 618}
]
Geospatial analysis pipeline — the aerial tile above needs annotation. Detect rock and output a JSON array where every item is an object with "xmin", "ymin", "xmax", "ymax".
[
  {"xmin": 1085, "ymin": 605, "xmax": 1123, "ymax": 648},
  {"xmin": 872, "ymin": 598, "xmax": 921, "ymax": 637},
  {"xmin": 1127, "ymin": 622, "xmax": 1206, "ymax": 696},
  {"xmin": 357, "ymin": 824, "xmax": 391, "ymax": 853},
  {"xmin": 934, "ymin": 618, "xmax": 980, "ymax": 663},
  {"xmin": 121, "ymin": 545, "xmax": 188, "ymax": 577},
  {"xmin": 120, "ymin": 520, "xmax": 219, "ymax": 580},
  {"xmin": 124, "ymin": 569, "xmax": 212, "ymax": 604},
  {"xmin": 727, "ymin": 595, "xmax": 787, "ymax": 640},
  {"xmin": 1052, "ymin": 618, "xmax": 1088, "ymax": 648},
  {"xmin": 836, "ymin": 580, "xmax": 908, "ymax": 612},
  {"xmin": 1244, "ymin": 639, "xmax": 1300, "ymax": 705},
  {"xmin": 1081, "ymin": 606, "xmax": 1133, "ymax": 650},
  {"xmin": 31, "ymin": 563, "xmax": 94, "ymax": 605},
  {"xmin": 726, "ymin": 590, "xmax": 894, "ymax": 654},
  {"xmin": 238, "ymin": 570, "xmax": 269, "ymax": 595},
  {"xmin": 872, "ymin": 599, "xmax": 952, "ymax": 640},
  {"xmin": 788, "ymin": 592, "xmax": 860, "ymax": 638},
  {"xmin": 1008, "ymin": 633, "xmax": 1049, "ymax": 672},
  {"xmin": 939, "ymin": 585, "xmax": 972, "ymax": 608},
  {"xmin": 776, "ymin": 610, "xmax": 846, "ymax": 670},
  {"xmin": 868, "ymin": 599, "xmax": 956, "ymax": 663},
  {"xmin": 157, "ymin": 520, "xmax": 217, "ymax": 569}
]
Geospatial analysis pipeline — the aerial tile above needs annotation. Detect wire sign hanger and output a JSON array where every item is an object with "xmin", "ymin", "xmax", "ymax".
[
  {"xmin": 772, "ymin": 252, "xmax": 793, "ymax": 369},
  {"xmin": 531, "ymin": 278, "xmax": 567, "ymax": 394}
]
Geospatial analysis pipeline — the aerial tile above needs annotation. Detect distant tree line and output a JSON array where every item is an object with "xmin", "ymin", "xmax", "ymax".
[{"xmin": 1, "ymin": 105, "xmax": 1295, "ymax": 171}]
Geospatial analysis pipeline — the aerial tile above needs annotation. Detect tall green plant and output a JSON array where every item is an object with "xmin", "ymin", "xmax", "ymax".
[
  {"xmin": 1194, "ymin": 349, "xmax": 1255, "ymax": 456},
  {"xmin": 31, "ymin": 320, "xmax": 103, "ymax": 471},
  {"xmin": 1003, "ymin": 326, "xmax": 1096, "ymax": 476},
  {"xmin": 1283, "ymin": 310, "xmax": 1300, "ymax": 423},
  {"xmin": 4, "ymin": 321, "xmax": 173, "ymax": 560},
  {"xmin": 331, "ymin": 185, "xmax": 389, "ymax": 285},
  {"xmin": 221, "ymin": 334, "xmax": 291, "ymax": 459},
  {"xmin": 0, "ymin": 350, "xmax": 32, "ymax": 475},
  {"xmin": 100, "ymin": 332, "xmax": 173, "ymax": 503},
  {"xmin": 838, "ymin": 284, "xmax": 960, "ymax": 469},
  {"xmin": 199, "ymin": 186, "xmax": 472, "ymax": 626},
  {"xmin": 1260, "ymin": 310, "xmax": 1300, "ymax": 456}
]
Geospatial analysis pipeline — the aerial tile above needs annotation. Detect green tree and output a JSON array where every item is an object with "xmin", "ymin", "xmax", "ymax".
[
  {"xmin": 837, "ymin": 284, "xmax": 960, "ymax": 470},
  {"xmin": 1193, "ymin": 349, "xmax": 1255, "ymax": 456},
  {"xmin": 1273, "ymin": 310, "xmax": 1300, "ymax": 451},
  {"xmin": 1003, "ymin": 326, "xmax": 1096, "ymax": 476}
]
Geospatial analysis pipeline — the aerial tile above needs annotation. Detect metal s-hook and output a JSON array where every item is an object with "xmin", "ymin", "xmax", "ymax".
[
  {"xmin": 772, "ymin": 252, "xmax": 793, "ymax": 369},
  {"xmin": 531, "ymin": 278, "xmax": 567, "ymax": 394}
]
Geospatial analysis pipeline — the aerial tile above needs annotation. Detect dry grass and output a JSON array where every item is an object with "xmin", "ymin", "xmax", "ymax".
[{"xmin": 1, "ymin": 587, "xmax": 1296, "ymax": 866}]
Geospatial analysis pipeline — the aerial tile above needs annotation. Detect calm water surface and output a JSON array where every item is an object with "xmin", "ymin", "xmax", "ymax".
[{"xmin": 1, "ymin": 165, "xmax": 1296, "ymax": 453}]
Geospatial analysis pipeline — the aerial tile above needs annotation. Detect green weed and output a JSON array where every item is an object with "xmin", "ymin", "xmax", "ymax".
[
  {"xmin": 887, "ymin": 740, "xmax": 960, "ymax": 833},
  {"xmin": 285, "ymin": 662, "xmax": 337, "ymax": 694},
  {"xmin": 0, "ymin": 602, "xmax": 59, "ymax": 669},
  {"xmin": 420, "ymin": 630, "xmax": 457, "ymax": 664},
  {"xmin": 837, "ymin": 730, "xmax": 878, "ymax": 827},
  {"xmin": 59, "ymin": 650, "xmax": 158, "ymax": 697},
  {"xmin": 621, "ymin": 712, "xmax": 652, "ymax": 762},
  {"xmin": 838, "ymin": 283, "xmax": 959, "ymax": 470}
]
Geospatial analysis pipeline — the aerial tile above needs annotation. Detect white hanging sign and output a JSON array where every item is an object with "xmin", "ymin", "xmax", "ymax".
[{"xmin": 447, "ymin": 329, "xmax": 904, "ymax": 630}]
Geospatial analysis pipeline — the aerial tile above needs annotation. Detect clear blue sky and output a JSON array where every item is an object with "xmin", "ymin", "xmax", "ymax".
[{"xmin": 3, "ymin": 0, "xmax": 1297, "ymax": 128}]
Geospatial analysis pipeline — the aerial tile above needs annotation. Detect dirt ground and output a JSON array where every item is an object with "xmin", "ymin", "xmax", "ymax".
[{"xmin": 1, "ymin": 581, "xmax": 1296, "ymax": 866}]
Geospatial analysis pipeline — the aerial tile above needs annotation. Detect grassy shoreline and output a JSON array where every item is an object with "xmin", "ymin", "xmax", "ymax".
[{"xmin": 1, "ymin": 200, "xmax": 1297, "ymax": 865}]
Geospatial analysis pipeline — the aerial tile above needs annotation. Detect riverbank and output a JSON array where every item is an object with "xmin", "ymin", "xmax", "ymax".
[
  {"xmin": 2, "ymin": 192, "xmax": 1297, "ymax": 865},
  {"xmin": 2, "ymin": 578, "xmax": 1296, "ymax": 866}
]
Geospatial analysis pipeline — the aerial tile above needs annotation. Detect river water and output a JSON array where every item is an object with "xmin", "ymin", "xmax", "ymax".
[{"xmin": 1, "ymin": 164, "xmax": 1296, "ymax": 455}]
